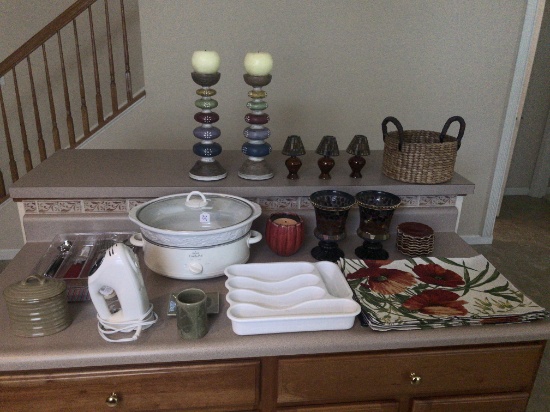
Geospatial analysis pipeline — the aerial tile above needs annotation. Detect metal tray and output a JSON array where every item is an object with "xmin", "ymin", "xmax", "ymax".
[{"xmin": 32, "ymin": 232, "xmax": 136, "ymax": 302}]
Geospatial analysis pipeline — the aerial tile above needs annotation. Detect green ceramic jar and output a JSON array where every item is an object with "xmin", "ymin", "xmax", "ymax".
[{"xmin": 3, "ymin": 274, "xmax": 71, "ymax": 337}]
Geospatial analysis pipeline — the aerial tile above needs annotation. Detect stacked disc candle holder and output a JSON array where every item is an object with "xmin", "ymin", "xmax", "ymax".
[
  {"xmin": 238, "ymin": 74, "xmax": 273, "ymax": 180},
  {"xmin": 189, "ymin": 72, "xmax": 227, "ymax": 181}
]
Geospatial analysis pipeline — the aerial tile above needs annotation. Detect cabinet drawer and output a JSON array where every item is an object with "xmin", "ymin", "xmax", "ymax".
[
  {"xmin": 277, "ymin": 342, "xmax": 543, "ymax": 405},
  {"xmin": 0, "ymin": 359, "xmax": 260, "ymax": 411},
  {"xmin": 411, "ymin": 392, "xmax": 530, "ymax": 412},
  {"xmin": 278, "ymin": 400, "xmax": 399, "ymax": 411}
]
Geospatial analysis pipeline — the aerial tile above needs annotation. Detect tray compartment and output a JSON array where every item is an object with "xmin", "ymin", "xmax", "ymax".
[{"xmin": 224, "ymin": 261, "xmax": 360, "ymax": 335}]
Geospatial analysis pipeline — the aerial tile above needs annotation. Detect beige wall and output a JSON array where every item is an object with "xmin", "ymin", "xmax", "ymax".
[
  {"xmin": 506, "ymin": 1, "xmax": 550, "ymax": 192},
  {"xmin": 0, "ymin": 0, "xmax": 143, "ymax": 255},
  {"xmin": 88, "ymin": 0, "xmax": 527, "ymax": 239},
  {"xmin": 0, "ymin": 0, "xmax": 75, "ymax": 255}
]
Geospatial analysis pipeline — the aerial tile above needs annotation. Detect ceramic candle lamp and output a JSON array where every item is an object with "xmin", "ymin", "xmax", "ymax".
[
  {"xmin": 265, "ymin": 212, "xmax": 305, "ymax": 257},
  {"xmin": 346, "ymin": 134, "xmax": 370, "ymax": 178},
  {"xmin": 282, "ymin": 135, "xmax": 306, "ymax": 179},
  {"xmin": 315, "ymin": 136, "xmax": 339, "ymax": 180},
  {"xmin": 191, "ymin": 51, "xmax": 221, "ymax": 74},
  {"xmin": 244, "ymin": 52, "xmax": 273, "ymax": 76}
]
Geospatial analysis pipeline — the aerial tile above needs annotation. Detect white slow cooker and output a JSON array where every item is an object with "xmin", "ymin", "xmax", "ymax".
[{"xmin": 129, "ymin": 191, "xmax": 262, "ymax": 279}]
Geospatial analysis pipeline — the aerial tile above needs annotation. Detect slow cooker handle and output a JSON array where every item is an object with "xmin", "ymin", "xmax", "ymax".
[
  {"xmin": 129, "ymin": 233, "xmax": 145, "ymax": 247},
  {"xmin": 185, "ymin": 191, "xmax": 208, "ymax": 208},
  {"xmin": 247, "ymin": 230, "xmax": 262, "ymax": 246}
]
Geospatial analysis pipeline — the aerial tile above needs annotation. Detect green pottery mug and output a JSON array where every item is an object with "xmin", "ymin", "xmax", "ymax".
[{"xmin": 176, "ymin": 288, "xmax": 208, "ymax": 339}]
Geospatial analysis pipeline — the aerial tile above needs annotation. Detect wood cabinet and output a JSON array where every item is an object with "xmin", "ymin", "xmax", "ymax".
[
  {"xmin": 0, "ymin": 341, "xmax": 544, "ymax": 411},
  {"xmin": 0, "ymin": 359, "xmax": 260, "ymax": 411},
  {"xmin": 272, "ymin": 341, "xmax": 544, "ymax": 412}
]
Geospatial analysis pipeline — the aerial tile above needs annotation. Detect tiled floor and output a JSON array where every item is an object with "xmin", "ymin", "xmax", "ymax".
[
  {"xmin": 0, "ymin": 195, "xmax": 548, "ymax": 409},
  {"xmin": 473, "ymin": 196, "xmax": 550, "ymax": 412}
]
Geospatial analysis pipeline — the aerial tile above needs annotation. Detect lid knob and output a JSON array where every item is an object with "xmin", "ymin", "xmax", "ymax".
[{"xmin": 185, "ymin": 191, "xmax": 208, "ymax": 208}]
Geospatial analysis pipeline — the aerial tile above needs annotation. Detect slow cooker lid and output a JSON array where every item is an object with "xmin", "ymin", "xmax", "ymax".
[{"xmin": 136, "ymin": 191, "xmax": 254, "ymax": 232}]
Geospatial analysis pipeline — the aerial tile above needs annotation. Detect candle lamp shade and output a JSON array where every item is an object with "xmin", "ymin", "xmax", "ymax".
[
  {"xmin": 315, "ymin": 136, "xmax": 339, "ymax": 180},
  {"xmin": 282, "ymin": 135, "xmax": 306, "ymax": 180},
  {"xmin": 346, "ymin": 134, "xmax": 370, "ymax": 178}
]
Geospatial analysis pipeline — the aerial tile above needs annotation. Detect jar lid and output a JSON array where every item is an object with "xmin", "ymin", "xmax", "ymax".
[
  {"xmin": 397, "ymin": 222, "xmax": 434, "ymax": 238},
  {"xmin": 3, "ymin": 274, "xmax": 67, "ymax": 303},
  {"xmin": 133, "ymin": 191, "xmax": 256, "ymax": 232}
]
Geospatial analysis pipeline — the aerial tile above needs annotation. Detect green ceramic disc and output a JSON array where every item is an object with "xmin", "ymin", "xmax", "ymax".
[
  {"xmin": 195, "ymin": 99, "xmax": 218, "ymax": 110},
  {"xmin": 246, "ymin": 101, "xmax": 268, "ymax": 111}
]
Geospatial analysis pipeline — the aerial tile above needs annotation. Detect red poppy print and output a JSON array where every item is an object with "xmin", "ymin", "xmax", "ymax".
[
  {"xmin": 347, "ymin": 264, "xmax": 416, "ymax": 295},
  {"xmin": 402, "ymin": 289, "xmax": 468, "ymax": 316},
  {"xmin": 413, "ymin": 264, "xmax": 465, "ymax": 288}
]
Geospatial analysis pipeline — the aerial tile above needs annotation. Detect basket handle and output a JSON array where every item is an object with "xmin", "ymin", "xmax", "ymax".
[
  {"xmin": 439, "ymin": 116, "xmax": 466, "ymax": 150},
  {"xmin": 382, "ymin": 117, "xmax": 405, "ymax": 151}
]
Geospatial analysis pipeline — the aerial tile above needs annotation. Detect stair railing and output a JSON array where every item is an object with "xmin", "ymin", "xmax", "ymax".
[{"xmin": 0, "ymin": 0, "xmax": 145, "ymax": 203}]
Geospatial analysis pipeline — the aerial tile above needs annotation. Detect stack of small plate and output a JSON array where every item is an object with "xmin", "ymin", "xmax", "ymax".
[{"xmin": 396, "ymin": 222, "xmax": 434, "ymax": 256}]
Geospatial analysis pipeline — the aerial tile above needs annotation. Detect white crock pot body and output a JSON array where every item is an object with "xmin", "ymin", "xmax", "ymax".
[
  {"xmin": 133, "ymin": 231, "xmax": 262, "ymax": 279},
  {"xmin": 128, "ymin": 192, "xmax": 263, "ymax": 279}
]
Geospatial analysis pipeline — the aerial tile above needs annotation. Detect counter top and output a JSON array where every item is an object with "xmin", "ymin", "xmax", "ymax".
[
  {"xmin": 9, "ymin": 149, "xmax": 475, "ymax": 200},
  {"xmin": 1, "ymin": 232, "xmax": 549, "ymax": 372}
]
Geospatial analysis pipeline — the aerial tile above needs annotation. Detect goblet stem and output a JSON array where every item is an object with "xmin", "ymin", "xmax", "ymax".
[
  {"xmin": 355, "ymin": 240, "xmax": 389, "ymax": 260},
  {"xmin": 311, "ymin": 240, "xmax": 345, "ymax": 262}
]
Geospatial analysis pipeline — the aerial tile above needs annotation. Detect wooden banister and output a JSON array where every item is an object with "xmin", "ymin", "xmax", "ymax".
[
  {"xmin": 0, "ymin": 0, "xmax": 144, "ymax": 203},
  {"xmin": 0, "ymin": 0, "xmax": 96, "ymax": 78}
]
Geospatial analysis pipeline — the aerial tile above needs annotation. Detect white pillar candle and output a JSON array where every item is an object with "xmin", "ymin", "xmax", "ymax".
[
  {"xmin": 244, "ymin": 52, "xmax": 273, "ymax": 76},
  {"xmin": 192, "ymin": 51, "xmax": 221, "ymax": 74}
]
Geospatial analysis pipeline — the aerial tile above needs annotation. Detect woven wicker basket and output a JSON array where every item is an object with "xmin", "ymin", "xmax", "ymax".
[{"xmin": 382, "ymin": 116, "xmax": 465, "ymax": 184}]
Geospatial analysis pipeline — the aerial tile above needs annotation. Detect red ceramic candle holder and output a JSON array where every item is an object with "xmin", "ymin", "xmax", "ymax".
[{"xmin": 265, "ymin": 213, "xmax": 305, "ymax": 257}]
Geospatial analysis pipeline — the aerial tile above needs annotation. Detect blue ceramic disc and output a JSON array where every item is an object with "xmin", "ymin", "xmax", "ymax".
[
  {"xmin": 193, "ymin": 142, "xmax": 222, "ymax": 158},
  {"xmin": 242, "ymin": 142, "xmax": 272, "ymax": 158},
  {"xmin": 243, "ymin": 126, "xmax": 271, "ymax": 141},
  {"xmin": 193, "ymin": 126, "xmax": 221, "ymax": 140}
]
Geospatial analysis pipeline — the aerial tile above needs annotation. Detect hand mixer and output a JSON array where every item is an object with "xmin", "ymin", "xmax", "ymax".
[{"xmin": 88, "ymin": 242, "xmax": 158, "ymax": 342}]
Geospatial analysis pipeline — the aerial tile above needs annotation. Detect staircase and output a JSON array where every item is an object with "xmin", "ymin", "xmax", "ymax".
[{"xmin": 0, "ymin": 0, "xmax": 145, "ymax": 203}]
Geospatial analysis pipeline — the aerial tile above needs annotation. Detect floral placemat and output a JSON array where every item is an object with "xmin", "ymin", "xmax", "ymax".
[{"xmin": 338, "ymin": 255, "xmax": 549, "ymax": 331}]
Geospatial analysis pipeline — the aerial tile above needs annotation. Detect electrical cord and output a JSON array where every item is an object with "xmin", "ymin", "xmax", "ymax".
[{"xmin": 96, "ymin": 304, "xmax": 158, "ymax": 343}]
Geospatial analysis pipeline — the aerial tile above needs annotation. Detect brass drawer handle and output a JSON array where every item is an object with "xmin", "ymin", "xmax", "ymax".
[
  {"xmin": 106, "ymin": 392, "xmax": 119, "ymax": 407},
  {"xmin": 410, "ymin": 372, "xmax": 422, "ymax": 385}
]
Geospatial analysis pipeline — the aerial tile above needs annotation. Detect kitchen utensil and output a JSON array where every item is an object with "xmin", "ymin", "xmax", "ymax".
[
  {"xmin": 88, "ymin": 242, "xmax": 158, "ymax": 343},
  {"xmin": 44, "ymin": 240, "xmax": 72, "ymax": 277},
  {"xmin": 3, "ymin": 274, "xmax": 71, "ymax": 337},
  {"xmin": 175, "ymin": 288, "xmax": 209, "ymax": 339},
  {"xmin": 128, "ymin": 191, "xmax": 263, "ymax": 279},
  {"xmin": 32, "ymin": 233, "xmax": 136, "ymax": 302}
]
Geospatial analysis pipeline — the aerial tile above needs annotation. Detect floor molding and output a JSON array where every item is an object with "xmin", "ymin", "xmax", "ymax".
[
  {"xmin": 504, "ymin": 187, "xmax": 530, "ymax": 196},
  {"xmin": 461, "ymin": 235, "xmax": 494, "ymax": 245}
]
